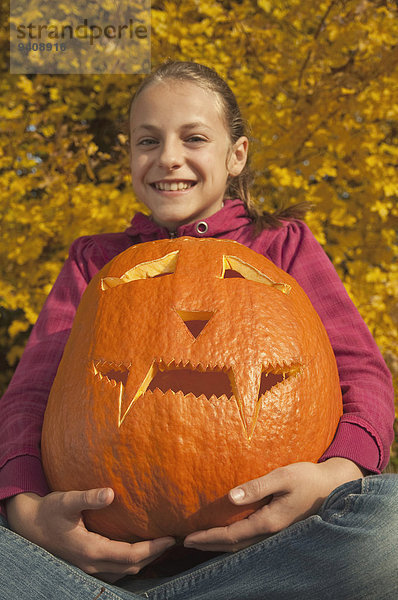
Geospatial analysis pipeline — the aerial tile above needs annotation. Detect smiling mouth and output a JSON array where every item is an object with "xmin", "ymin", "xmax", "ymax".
[
  {"xmin": 92, "ymin": 359, "xmax": 301, "ymax": 438},
  {"xmin": 151, "ymin": 181, "xmax": 197, "ymax": 191}
]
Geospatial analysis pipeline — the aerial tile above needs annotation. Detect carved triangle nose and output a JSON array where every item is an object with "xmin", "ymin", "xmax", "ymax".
[
  {"xmin": 176, "ymin": 310, "xmax": 214, "ymax": 339},
  {"xmin": 183, "ymin": 320, "xmax": 210, "ymax": 338}
]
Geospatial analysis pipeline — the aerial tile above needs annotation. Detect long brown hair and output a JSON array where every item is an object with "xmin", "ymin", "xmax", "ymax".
[{"xmin": 131, "ymin": 60, "xmax": 310, "ymax": 232}]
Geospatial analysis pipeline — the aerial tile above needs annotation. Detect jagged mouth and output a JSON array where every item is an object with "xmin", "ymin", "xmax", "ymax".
[
  {"xmin": 92, "ymin": 359, "xmax": 301, "ymax": 435},
  {"xmin": 93, "ymin": 360, "xmax": 292, "ymax": 398}
]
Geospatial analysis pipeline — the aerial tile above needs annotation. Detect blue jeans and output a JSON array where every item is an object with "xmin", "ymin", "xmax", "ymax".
[{"xmin": 1, "ymin": 475, "xmax": 397, "ymax": 599}]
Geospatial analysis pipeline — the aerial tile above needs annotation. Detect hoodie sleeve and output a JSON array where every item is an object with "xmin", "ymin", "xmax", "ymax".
[
  {"xmin": 265, "ymin": 220, "xmax": 395, "ymax": 473},
  {"xmin": 0, "ymin": 236, "xmax": 108, "ymax": 512}
]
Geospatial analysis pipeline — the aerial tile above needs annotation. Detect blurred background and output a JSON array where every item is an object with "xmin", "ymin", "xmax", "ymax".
[{"xmin": 1, "ymin": 0, "xmax": 397, "ymax": 468}]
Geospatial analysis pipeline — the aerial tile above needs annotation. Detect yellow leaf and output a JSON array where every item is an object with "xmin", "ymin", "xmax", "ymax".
[
  {"xmin": 258, "ymin": 0, "xmax": 272, "ymax": 13},
  {"xmin": 8, "ymin": 319, "xmax": 30, "ymax": 339}
]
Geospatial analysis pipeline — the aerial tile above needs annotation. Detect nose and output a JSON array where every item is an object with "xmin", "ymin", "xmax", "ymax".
[{"xmin": 158, "ymin": 137, "xmax": 183, "ymax": 170}]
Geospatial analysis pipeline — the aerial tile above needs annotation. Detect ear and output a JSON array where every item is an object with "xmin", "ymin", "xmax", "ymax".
[{"xmin": 227, "ymin": 136, "xmax": 249, "ymax": 177}]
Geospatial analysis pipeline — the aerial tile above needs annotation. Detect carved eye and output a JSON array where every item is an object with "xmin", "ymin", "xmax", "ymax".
[
  {"xmin": 101, "ymin": 251, "xmax": 179, "ymax": 290},
  {"xmin": 221, "ymin": 255, "xmax": 291, "ymax": 294}
]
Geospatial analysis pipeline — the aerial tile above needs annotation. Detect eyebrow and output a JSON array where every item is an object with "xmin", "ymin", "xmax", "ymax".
[{"xmin": 132, "ymin": 121, "xmax": 212, "ymax": 133}]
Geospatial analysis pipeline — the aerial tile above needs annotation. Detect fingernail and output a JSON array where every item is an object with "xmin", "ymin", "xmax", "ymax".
[
  {"xmin": 98, "ymin": 488, "xmax": 110, "ymax": 503},
  {"xmin": 230, "ymin": 488, "xmax": 245, "ymax": 502},
  {"xmin": 184, "ymin": 536, "xmax": 196, "ymax": 547}
]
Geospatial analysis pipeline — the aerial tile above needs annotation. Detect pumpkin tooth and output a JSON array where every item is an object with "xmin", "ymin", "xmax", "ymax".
[
  {"xmin": 259, "ymin": 365, "xmax": 298, "ymax": 390},
  {"xmin": 119, "ymin": 360, "xmax": 158, "ymax": 426},
  {"xmin": 153, "ymin": 386, "xmax": 175, "ymax": 396},
  {"xmin": 261, "ymin": 363, "xmax": 301, "ymax": 378},
  {"xmin": 157, "ymin": 360, "xmax": 168, "ymax": 371},
  {"xmin": 92, "ymin": 359, "xmax": 130, "ymax": 388},
  {"xmin": 184, "ymin": 360, "xmax": 196, "ymax": 370}
]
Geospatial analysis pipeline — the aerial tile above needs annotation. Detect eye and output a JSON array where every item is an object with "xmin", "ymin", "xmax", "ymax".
[
  {"xmin": 186, "ymin": 135, "xmax": 207, "ymax": 143},
  {"xmin": 221, "ymin": 255, "xmax": 291, "ymax": 294},
  {"xmin": 101, "ymin": 251, "xmax": 179, "ymax": 290},
  {"xmin": 137, "ymin": 137, "xmax": 158, "ymax": 146}
]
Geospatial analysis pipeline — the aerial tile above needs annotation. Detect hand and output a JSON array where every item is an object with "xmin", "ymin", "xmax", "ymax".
[
  {"xmin": 6, "ymin": 488, "xmax": 175, "ymax": 583},
  {"xmin": 184, "ymin": 458, "xmax": 365, "ymax": 553}
]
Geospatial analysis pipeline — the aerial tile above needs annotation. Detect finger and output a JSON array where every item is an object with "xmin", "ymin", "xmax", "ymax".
[
  {"xmin": 59, "ymin": 488, "xmax": 115, "ymax": 516},
  {"xmin": 82, "ymin": 536, "xmax": 176, "ymax": 577},
  {"xmin": 94, "ymin": 536, "xmax": 176, "ymax": 566},
  {"xmin": 185, "ymin": 511, "xmax": 269, "ymax": 552}
]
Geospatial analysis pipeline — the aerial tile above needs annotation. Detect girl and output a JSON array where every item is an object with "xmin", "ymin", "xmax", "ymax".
[{"xmin": 1, "ymin": 61, "xmax": 397, "ymax": 600}]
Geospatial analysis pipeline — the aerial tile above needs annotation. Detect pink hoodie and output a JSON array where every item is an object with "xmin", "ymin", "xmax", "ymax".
[{"xmin": 0, "ymin": 199, "xmax": 394, "ymax": 514}]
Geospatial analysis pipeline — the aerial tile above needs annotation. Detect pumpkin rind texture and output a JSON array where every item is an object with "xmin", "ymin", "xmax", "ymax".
[{"xmin": 41, "ymin": 237, "xmax": 342, "ymax": 540}]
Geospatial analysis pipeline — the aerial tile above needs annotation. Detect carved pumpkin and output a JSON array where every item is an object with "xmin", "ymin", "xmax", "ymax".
[{"xmin": 41, "ymin": 237, "xmax": 342, "ymax": 541}]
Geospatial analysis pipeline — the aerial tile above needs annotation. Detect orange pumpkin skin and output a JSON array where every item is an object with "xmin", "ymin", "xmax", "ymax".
[{"xmin": 41, "ymin": 237, "xmax": 342, "ymax": 541}]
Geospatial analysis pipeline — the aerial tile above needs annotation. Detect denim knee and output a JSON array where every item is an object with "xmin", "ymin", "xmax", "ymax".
[{"xmin": 321, "ymin": 473, "xmax": 398, "ymax": 588}]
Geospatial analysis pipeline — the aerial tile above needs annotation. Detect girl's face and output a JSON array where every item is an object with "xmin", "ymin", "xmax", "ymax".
[{"xmin": 130, "ymin": 81, "xmax": 248, "ymax": 231}]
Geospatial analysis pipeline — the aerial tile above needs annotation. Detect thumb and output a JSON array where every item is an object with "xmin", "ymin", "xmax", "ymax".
[
  {"xmin": 229, "ymin": 476, "xmax": 269, "ymax": 505},
  {"xmin": 61, "ymin": 488, "xmax": 114, "ymax": 515}
]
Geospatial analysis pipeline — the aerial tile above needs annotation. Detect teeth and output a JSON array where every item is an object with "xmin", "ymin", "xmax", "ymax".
[
  {"xmin": 92, "ymin": 360, "xmax": 130, "ymax": 388},
  {"xmin": 154, "ymin": 181, "xmax": 193, "ymax": 191},
  {"xmin": 92, "ymin": 357, "xmax": 303, "ymax": 435}
]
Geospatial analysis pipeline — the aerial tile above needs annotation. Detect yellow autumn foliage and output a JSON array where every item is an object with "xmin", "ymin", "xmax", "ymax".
[{"xmin": 1, "ymin": 0, "xmax": 397, "ymax": 464}]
